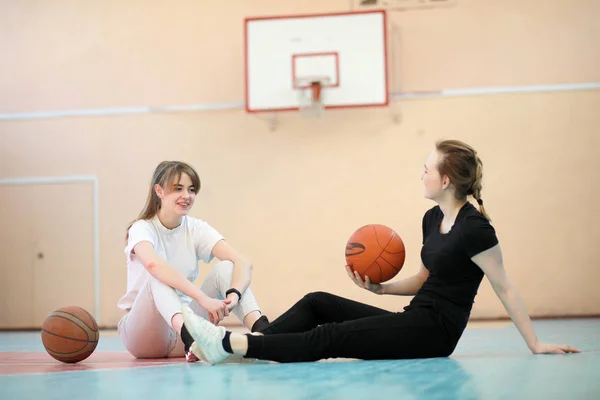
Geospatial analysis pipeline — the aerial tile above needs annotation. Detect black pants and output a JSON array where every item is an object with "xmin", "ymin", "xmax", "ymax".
[{"xmin": 245, "ymin": 291, "xmax": 458, "ymax": 363}]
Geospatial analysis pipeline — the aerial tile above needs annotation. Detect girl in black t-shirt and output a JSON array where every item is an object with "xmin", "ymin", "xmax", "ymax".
[{"xmin": 182, "ymin": 140, "xmax": 580, "ymax": 365}]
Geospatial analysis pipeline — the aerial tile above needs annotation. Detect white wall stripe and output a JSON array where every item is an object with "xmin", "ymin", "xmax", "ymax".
[{"xmin": 0, "ymin": 83, "xmax": 598, "ymax": 121}]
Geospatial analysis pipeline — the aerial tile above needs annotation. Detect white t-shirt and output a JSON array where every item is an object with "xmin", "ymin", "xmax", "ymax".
[{"xmin": 117, "ymin": 215, "xmax": 224, "ymax": 311}]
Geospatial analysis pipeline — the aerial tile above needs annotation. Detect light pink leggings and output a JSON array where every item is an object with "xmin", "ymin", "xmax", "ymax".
[{"xmin": 117, "ymin": 261, "xmax": 260, "ymax": 358}]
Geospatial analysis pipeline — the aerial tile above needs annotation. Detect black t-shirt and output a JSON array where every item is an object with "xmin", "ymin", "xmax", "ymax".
[{"xmin": 408, "ymin": 202, "xmax": 499, "ymax": 332}]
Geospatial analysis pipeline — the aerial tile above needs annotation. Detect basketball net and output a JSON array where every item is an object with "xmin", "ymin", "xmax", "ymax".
[{"xmin": 297, "ymin": 80, "xmax": 325, "ymax": 118}]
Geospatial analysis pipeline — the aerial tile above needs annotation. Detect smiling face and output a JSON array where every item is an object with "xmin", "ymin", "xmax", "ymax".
[
  {"xmin": 422, "ymin": 150, "xmax": 450, "ymax": 201},
  {"xmin": 155, "ymin": 172, "xmax": 197, "ymax": 217}
]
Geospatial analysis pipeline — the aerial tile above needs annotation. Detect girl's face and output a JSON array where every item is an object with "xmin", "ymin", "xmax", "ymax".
[
  {"xmin": 422, "ymin": 150, "xmax": 448, "ymax": 201},
  {"xmin": 156, "ymin": 172, "xmax": 196, "ymax": 217}
]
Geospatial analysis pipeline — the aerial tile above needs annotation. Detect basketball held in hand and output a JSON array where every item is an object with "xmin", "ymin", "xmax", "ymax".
[{"xmin": 345, "ymin": 224, "xmax": 406, "ymax": 284}]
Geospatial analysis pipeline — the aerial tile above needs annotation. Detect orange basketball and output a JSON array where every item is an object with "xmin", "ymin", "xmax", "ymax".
[
  {"xmin": 41, "ymin": 306, "xmax": 99, "ymax": 363},
  {"xmin": 345, "ymin": 224, "xmax": 406, "ymax": 284}
]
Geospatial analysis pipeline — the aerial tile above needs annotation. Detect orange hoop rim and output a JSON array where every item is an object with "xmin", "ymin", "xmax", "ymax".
[
  {"xmin": 294, "ymin": 77, "xmax": 331, "ymax": 103},
  {"xmin": 294, "ymin": 76, "xmax": 332, "ymax": 89}
]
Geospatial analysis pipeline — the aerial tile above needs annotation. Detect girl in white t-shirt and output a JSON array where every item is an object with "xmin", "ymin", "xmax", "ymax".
[{"xmin": 117, "ymin": 161, "xmax": 269, "ymax": 361}]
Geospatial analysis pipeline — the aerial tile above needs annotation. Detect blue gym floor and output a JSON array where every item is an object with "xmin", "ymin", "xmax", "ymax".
[{"xmin": 1, "ymin": 319, "xmax": 598, "ymax": 400}]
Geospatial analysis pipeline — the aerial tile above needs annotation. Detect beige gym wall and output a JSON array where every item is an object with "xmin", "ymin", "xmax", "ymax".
[{"xmin": 1, "ymin": 0, "xmax": 599, "ymax": 328}]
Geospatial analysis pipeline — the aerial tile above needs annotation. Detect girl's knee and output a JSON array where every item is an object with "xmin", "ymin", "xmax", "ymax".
[
  {"xmin": 214, "ymin": 260, "xmax": 234, "ymax": 273},
  {"xmin": 210, "ymin": 260, "xmax": 234, "ymax": 281},
  {"xmin": 304, "ymin": 291, "xmax": 333, "ymax": 303}
]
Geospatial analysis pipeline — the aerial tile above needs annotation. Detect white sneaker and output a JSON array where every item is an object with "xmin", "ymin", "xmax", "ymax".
[{"xmin": 181, "ymin": 305, "xmax": 230, "ymax": 365}]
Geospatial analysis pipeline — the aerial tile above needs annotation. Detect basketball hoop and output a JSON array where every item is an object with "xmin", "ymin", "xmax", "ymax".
[{"xmin": 295, "ymin": 77, "xmax": 330, "ymax": 118}]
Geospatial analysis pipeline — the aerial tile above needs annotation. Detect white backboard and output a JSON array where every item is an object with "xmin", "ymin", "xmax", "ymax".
[{"xmin": 245, "ymin": 10, "xmax": 389, "ymax": 113}]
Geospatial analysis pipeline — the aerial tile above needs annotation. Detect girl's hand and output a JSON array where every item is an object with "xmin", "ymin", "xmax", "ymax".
[{"xmin": 345, "ymin": 265, "xmax": 383, "ymax": 295}]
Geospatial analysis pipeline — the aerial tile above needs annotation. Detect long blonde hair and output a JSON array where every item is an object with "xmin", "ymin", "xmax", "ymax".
[
  {"xmin": 125, "ymin": 161, "xmax": 201, "ymax": 241},
  {"xmin": 435, "ymin": 140, "xmax": 490, "ymax": 221}
]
